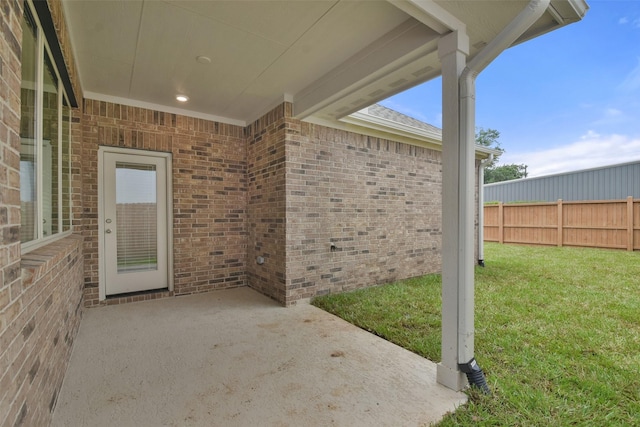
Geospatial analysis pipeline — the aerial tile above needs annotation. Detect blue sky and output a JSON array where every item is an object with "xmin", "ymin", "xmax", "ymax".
[{"xmin": 380, "ymin": 1, "xmax": 640, "ymax": 177}]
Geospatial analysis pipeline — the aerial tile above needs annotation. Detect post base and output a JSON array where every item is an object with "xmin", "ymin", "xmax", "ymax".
[{"xmin": 437, "ymin": 363, "xmax": 468, "ymax": 391}]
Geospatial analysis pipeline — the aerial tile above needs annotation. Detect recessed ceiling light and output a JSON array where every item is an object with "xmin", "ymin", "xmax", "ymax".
[
  {"xmin": 176, "ymin": 95, "xmax": 189, "ymax": 102},
  {"xmin": 196, "ymin": 55, "xmax": 212, "ymax": 64}
]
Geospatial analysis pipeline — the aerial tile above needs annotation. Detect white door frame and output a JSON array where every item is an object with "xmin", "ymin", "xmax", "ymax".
[{"xmin": 98, "ymin": 146, "xmax": 174, "ymax": 300}]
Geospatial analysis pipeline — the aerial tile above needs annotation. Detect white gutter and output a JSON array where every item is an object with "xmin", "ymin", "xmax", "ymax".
[
  {"xmin": 456, "ymin": 0, "xmax": 551, "ymax": 367},
  {"xmin": 477, "ymin": 154, "xmax": 494, "ymax": 267}
]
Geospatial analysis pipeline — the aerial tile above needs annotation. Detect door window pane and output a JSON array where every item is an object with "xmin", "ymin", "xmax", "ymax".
[
  {"xmin": 115, "ymin": 162, "xmax": 158, "ymax": 273},
  {"xmin": 20, "ymin": 11, "xmax": 38, "ymax": 243}
]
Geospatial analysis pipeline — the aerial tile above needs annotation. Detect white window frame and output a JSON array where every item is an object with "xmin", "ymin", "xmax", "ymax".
[{"xmin": 21, "ymin": 0, "xmax": 73, "ymax": 253}]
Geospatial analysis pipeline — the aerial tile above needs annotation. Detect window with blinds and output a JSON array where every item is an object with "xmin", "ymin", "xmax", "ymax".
[{"xmin": 115, "ymin": 162, "xmax": 158, "ymax": 273}]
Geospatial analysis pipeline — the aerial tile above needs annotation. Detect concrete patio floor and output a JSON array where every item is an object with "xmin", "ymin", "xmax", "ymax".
[{"xmin": 51, "ymin": 287, "xmax": 466, "ymax": 426}]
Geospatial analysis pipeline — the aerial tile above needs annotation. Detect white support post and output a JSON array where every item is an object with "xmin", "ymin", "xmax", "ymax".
[
  {"xmin": 478, "ymin": 161, "xmax": 485, "ymax": 265},
  {"xmin": 436, "ymin": 30, "xmax": 473, "ymax": 391}
]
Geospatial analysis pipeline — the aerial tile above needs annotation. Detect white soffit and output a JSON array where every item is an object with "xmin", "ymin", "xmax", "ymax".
[
  {"xmin": 225, "ymin": 1, "xmax": 411, "ymax": 122},
  {"xmin": 62, "ymin": 0, "xmax": 143, "ymax": 98},
  {"xmin": 62, "ymin": 0, "xmax": 587, "ymax": 126}
]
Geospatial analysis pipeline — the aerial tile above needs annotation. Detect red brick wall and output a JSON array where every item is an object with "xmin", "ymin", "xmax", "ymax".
[
  {"xmin": 2, "ymin": 236, "xmax": 84, "ymax": 427},
  {"xmin": 46, "ymin": 0, "xmax": 82, "ymax": 100},
  {"xmin": 283, "ymin": 119, "xmax": 443, "ymax": 304},
  {"xmin": 80, "ymin": 101, "xmax": 450, "ymax": 308},
  {"xmin": 0, "ymin": 0, "xmax": 26, "ymax": 424},
  {"xmin": 0, "ymin": 0, "xmax": 23, "ymax": 302},
  {"xmin": 81, "ymin": 100, "xmax": 248, "ymax": 306},
  {"xmin": 246, "ymin": 104, "xmax": 288, "ymax": 303},
  {"xmin": 1, "ymin": 2, "xmax": 85, "ymax": 426}
]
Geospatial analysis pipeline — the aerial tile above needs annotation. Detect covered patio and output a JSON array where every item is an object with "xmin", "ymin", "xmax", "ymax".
[
  {"xmin": 0, "ymin": 1, "xmax": 588, "ymax": 425},
  {"xmin": 58, "ymin": 0, "xmax": 587, "ymax": 390},
  {"xmin": 51, "ymin": 287, "xmax": 466, "ymax": 426}
]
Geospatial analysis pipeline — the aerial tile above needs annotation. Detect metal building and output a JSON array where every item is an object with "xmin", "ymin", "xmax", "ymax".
[{"xmin": 484, "ymin": 160, "xmax": 640, "ymax": 203}]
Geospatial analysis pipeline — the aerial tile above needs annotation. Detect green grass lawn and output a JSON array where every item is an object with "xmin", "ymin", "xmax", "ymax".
[{"xmin": 312, "ymin": 243, "xmax": 640, "ymax": 426}]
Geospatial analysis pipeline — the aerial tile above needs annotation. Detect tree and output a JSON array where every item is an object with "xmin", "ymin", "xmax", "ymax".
[
  {"xmin": 475, "ymin": 127, "xmax": 529, "ymax": 183},
  {"xmin": 475, "ymin": 128, "xmax": 503, "ymax": 169},
  {"xmin": 484, "ymin": 164, "xmax": 528, "ymax": 183}
]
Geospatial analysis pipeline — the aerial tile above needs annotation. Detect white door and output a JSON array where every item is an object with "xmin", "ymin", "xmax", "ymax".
[{"xmin": 101, "ymin": 150, "xmax": 170, "ymax": 296}]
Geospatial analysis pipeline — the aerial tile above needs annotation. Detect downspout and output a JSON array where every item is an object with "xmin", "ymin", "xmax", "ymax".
[
  {"xmin": 477, "ymin": 154, "xmax": 493, "ymax": 267},
  {"xmin": 457, "ymin": 0, "xmax": 551, "ymax": 393}
]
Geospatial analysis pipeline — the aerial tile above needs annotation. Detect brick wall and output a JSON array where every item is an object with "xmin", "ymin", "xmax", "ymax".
[
  {"xmin": 45, "ymin": 0, "xmax": 82, "ymax": 101},
  {"xmin": 0, "ymin": 0, "xmax": 27, "ymax": 424},
  {"xmin": 283, "ymin": 118, "xmax": 443, "ymax": 304},
  {"xmin": 81, "ymin": 100, "xmax": 248, "ymax": 306},
  {"xmin": 80, "ymin": 101, "xmax": 453, "ymax": 308},
  {"xmin": 0, "ymin": 1, "xmax": 87, "ymax": 425},
  {"xmin": 246, "ymin": 104, "xmax": 288, "ymax": 303},
  {"xmin": 1, "ymin": 236, "xmax": 83, "ymax": 427},
  {"xmin": 0, "ymin": 0, "xmax": 23, "ymax": 327}
]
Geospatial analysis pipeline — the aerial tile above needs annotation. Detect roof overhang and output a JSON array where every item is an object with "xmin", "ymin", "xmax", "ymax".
[
  {"xmin": 342, "ymin": 106, "xmax": 442, "ymax": 144},
  {"xmin": 308, "ymin": 105, "xmax": 501, "ymax": 160},
  {"xmin": 61, "ymin": 0, "xmax": 587, "ymax": 127}
]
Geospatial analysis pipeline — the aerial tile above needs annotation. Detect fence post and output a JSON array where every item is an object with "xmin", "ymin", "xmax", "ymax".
[
  {"xmin": 628, "ymin": 196, "xmax": 634, "ymax": 251},
  {"xmin": 498, "ymin": 202, "xmax": 504, "ymax": 244},
  {"xmin": 557, "ymin": 199, "xmax": 563, "ymax": 247}
]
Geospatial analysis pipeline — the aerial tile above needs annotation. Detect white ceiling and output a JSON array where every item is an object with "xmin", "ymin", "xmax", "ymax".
[{"xmin": 62, "ymin": 0, "xmax": 587, "ymax": 126}]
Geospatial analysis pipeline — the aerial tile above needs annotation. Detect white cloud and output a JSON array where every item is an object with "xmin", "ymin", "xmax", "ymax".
[
  {"xmin": 622, "ymin": 16, "xmax": 640, "ymax": 28},
  {"xmin": 581, "ymin": 130, "xmax": 600, "ymax": 139},
  {"xmin": 619, "ymin": 58, "xmax": 640, "ymax": 92},
  {"xmin": 501, "ymin": 132, "xmax": 640, "ymax": 177},
  {"xmin": 604, "ymin": 108, "xmax": 622, "ymax": 117},
  {"xmin": 592, "ymin": 107, "xmax": 626, "ymax": 126}
]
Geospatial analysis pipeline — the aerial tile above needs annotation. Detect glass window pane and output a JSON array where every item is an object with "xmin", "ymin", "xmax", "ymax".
[
  {"xmin": 62, "ymin": 99, "xmax": 71, "ymax": 231},
  {"xmin": 115, "ymin": 162, "xmax": 158, "ymax": 273},
  {"xmin": 42, "ymin": 52, "xmax": 59, "ymax": 237},
  {"xmin": 20, "ymin": 11, "xmax": 38, "ymax": 243}
]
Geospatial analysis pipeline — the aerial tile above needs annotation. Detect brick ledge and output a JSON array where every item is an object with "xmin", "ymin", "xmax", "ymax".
[{"xmin": 21, "ymin": 234, "xmax": 83, "ymax": 287}]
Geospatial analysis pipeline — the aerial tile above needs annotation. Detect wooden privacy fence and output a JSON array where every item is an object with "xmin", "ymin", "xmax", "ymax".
[{"xmin": 484, "ymin": 197, "xmax": 640, "ymax": 251}]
